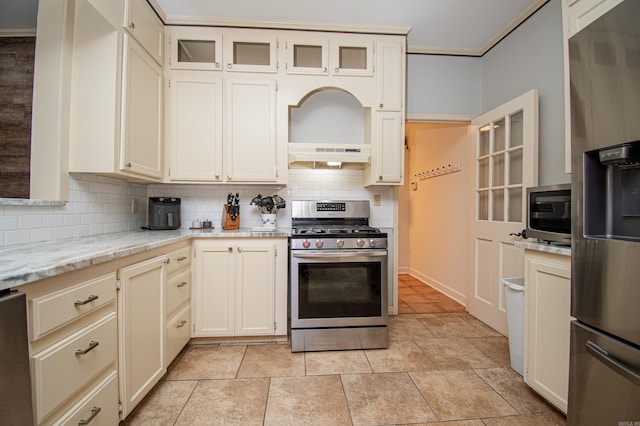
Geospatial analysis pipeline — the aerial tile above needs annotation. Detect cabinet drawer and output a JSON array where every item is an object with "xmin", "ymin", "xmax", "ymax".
[
  {"xmin": 166, "ymin": 269, "xmax": 191, "ymax": 317},
  {"xmin": 33, "ymin": 313, "xmax": 117, "ymax": 423},
  {"xmin": 166, "ymin": 306, "xmax": 191, "ymax": 365},
  {"xmin": 52, "ymin": 371, "xmax": 119, "ymax": 426},
  {"xmin": 166, "ymin": 246, "xmax": 191, "ymax": 276},
  {"xmin": 30, "ymin": 272, "xmax": 116, "ymax": 341},
  {"xmin": 125, "ymin": 0, "xmax": 163, "ymax": 64}
]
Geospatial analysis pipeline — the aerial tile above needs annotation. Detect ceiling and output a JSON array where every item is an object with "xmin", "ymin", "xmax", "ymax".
[{"xmin": 0, "ymin": 0, "xmax": 548, "ymax": 56}]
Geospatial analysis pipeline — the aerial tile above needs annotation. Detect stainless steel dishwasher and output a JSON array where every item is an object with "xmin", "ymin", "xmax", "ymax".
[{"xmin": 0, "ymin": 290, "xmax": 34, "ymax": 425}]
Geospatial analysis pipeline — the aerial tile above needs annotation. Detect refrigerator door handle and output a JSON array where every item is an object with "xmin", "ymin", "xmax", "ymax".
[{"xmin": 586, "ymin": 340, "xmax": 640, "ymax": 387}]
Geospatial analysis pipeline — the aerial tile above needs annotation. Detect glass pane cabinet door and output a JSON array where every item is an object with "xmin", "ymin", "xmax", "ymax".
[
  {"xmin": 331, "ymin": 40, "xmax": 373, "ymax": 76},
  {"xmin": 224, "ymin": 33, "xmax": 277, "ymax": 73},
  {"xmin": 475, "ymin": 111, "xmax": 526, "ymax": 223},
  {"xmin": 169, "ymin": 29, "xmax": 222, "ymax": 71},
  {"xmin": 285, "ymin": 38, "xmax": 329, "ymax": 75}
]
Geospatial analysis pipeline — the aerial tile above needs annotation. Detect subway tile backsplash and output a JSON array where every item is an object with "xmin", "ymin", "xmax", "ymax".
[{"xmin": 0, "ymin": 169, "xmax": 394, "ymax": 247}]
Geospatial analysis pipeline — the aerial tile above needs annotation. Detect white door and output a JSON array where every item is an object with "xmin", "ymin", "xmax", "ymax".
[{"xmin": 468, "ymin": 90, "xmax": 539, "ymax": 335}]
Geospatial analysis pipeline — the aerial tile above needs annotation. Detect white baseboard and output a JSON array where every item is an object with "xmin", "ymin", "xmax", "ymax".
[{"xmin": 407, "ymin": 269, "xmax": 467, "ymax": 307}]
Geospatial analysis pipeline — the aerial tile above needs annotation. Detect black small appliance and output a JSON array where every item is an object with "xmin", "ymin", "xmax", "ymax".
[{"xmin": 147, "ymin": 197, "xmax": 181, "ymax": 230}]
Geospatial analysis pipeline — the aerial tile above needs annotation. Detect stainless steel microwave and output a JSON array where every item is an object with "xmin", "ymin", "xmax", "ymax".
[{"xmin": 526, "ymin": 184, "xmax": 571, "ymax": 244}]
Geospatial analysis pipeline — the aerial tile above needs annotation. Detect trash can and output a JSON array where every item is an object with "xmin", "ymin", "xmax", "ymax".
[{"xmin": 502, "ymin": 277, "xmax": 525, "ymax": 376}]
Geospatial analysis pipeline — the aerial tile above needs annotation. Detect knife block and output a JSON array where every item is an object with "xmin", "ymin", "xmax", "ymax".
[{"xmin": 221, "ymin": 204, "xmax": 240, "ymax": 230}]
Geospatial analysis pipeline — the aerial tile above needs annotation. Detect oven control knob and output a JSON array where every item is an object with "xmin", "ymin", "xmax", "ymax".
[
  {"xmin": 356, "ymin": 238, "xmax": 365, "ymax": 248},
  {"xmin": 336, "ymin": 239, "xmax": 345, "ymax": 248},
  {"xmin": 302, "ymin": 239, "xmax": 311, "ymax": 249},
  {"xmin": 369, "ymin": 239, "xmax": 378, "ymax": 248},
  {"xmin": 315, "ymin": 239, "xmax": 324, "ymax": 248}
]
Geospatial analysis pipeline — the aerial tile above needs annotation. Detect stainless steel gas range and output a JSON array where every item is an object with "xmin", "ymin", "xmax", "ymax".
[{"xmin": 289, "ymin": 200, "xmax": 388, "ymax": 352}]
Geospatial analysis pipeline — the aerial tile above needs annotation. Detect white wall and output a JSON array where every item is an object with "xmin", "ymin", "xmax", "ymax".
[
  {"xmin": 0, "ymin": 174, "xmax": 147, "ymax": 247},
  {"xmin": 401, "ymin": 122, "xmax": 469, "ymax": 304},
  {"xmin": 407, "ymin": 54, "xmax": 482, "ymax": 115},
  {"xmin": 407, "ymin": 0, "xmax": 567, "ymax": 185},
  {"xmin": 481, "ymin": 0, "xmax": 568, "ymax": 185},
  {"xmin": 0, "ymin": 170, "xmax": 394, "ymax": 247}
]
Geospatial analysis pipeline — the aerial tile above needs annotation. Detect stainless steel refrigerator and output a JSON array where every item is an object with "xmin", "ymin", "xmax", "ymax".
[{"xmin": 569, "ymin": 0, "xmax": 640, "ymax": 424}]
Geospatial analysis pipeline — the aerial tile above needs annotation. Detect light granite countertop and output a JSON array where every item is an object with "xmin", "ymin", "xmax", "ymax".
[
  {"xmin": 515, "ymin": 240, "xmax": 571, "ymax": 256},
  {"xmin": 0, "ymin": 228, "xmax": 290, "ymax": 291}
]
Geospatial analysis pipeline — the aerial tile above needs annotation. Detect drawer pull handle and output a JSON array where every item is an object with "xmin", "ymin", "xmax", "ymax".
[
  {"xmin": 177, "ymin": 320, "xmax": 187, "ymax": 328},
  {"xmin": 76, "ymin": 341, "xmax": 99, "ymax": 356},
  {"xmin": 177, "ymin": 281, "xmax": 188, "ymax": 288},
  {"xmin": 78, "ymin": 406, "xmax": 101, "ymax": 425},
  {"xmin": 74, "ymin": 294, "xmax": 99, "ymax": 306},
  {"xmin": 177, "ymin": 256, "xmax": 188, "ymax": 261}
]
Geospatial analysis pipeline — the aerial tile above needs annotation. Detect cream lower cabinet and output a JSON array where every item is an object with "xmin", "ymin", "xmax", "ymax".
[
  {"xmin": 193, "ymin": 239, "xmax": 287, "ymax": 337},
  {"xmin": 164, "ymin": 245, "xmax": 192, "ymax": 367},
  {"xmin": 118, "ymin": 255, "xmax": 167, "ymax": 418},
  {"xmin": 524, "ymin": 250, "xmax": 572, "ymax": 414},
  {"xmin": 23, "ymin": 270, "xmax": 119, "ymax": 425}
]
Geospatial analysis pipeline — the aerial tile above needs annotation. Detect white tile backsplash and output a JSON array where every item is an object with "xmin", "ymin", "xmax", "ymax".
[{"xmin": 0, "ymin": 169, "xmax": 395, "ymax": 247}]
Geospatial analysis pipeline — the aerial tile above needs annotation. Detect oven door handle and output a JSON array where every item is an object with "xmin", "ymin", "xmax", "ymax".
[{"xmin": 292, "ymin": 250, "xmax": 387, "ymax": 258}]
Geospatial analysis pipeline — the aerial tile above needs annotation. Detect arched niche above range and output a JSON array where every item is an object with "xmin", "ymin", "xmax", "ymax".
[{"xmin": 286, "ymin": 86, "xmax": 373, "ymax": 168}]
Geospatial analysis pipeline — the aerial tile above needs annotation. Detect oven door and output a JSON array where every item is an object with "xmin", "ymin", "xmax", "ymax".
[{"xmin": 291, "ymin": 249, "xmax": 388, "ymax": 328}]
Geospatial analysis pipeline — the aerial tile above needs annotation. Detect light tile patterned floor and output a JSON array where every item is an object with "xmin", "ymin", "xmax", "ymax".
[{"xmin": 122, "ymin": 275, "xmax": 566, "ymax": 425}]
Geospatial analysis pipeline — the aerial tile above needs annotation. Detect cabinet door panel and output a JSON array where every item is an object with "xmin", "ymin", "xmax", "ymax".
[
  {"xmin": 121, "ymin": 34, "xmax": 163, "ymax": 179},
  {"xmin": 168, "ymin": 71, "xmax": 222, "ymax": 181},
  {"xmin": 375, "ymin": 112, "xmax": 404, "ymax": 183},
  {"xmin": 118, "ymin": 255, "xmax": 166, "ymax": 418},
  {"xmin": 376, "ymin": 42, "xmax": 403, "ymax": 111},
  {"xmin": 225, "ymin": 79, "xmax": 277, "ymax": 182},
  {"xmin": 126, "ymin": 0, "xmax": 164, "ymax": 64},
  {"xmin": 235, "ymin": 245, "xmax": 275, "ymax": 335},
  {"xmin": 193, "ymin": 244, "xmax": 235, "ymax": 336}
]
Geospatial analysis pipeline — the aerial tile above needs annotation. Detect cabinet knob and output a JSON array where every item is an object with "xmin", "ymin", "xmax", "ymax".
[
  {"xmin": 215, "ymin": 173, "xmax": 220, "ymax": 179},
  {"xmin": 322, "ymin": 66, "xmax": 327, "ymax": 72},
  {"xmin": 227, "ymin": 63, "xmax": 232, "ymax": 69},
  {"xmin": 129, "ymin": 22, "xmax": 135, "ymax": 29},
  {"xmin": 237, "ymin": 247, "xmax": 243, "ymax": 253},
  {"xmin": 164, "ymin": 258, "xmax": 171, "ymax": 264},
  {"xmin": 227, "ymin": 175, "xmax": 232, "ymax": 180},
  {"xmin": 215, "ymin": 62, "xmax": 220, "ymax": 68},
  {"xmin": 228, "ymin": 247, "xmax": 233, "ymax": 252},
  {"xmin": 379, "ymin": 103, "xmax": 384, "ymax": 108},
  {"xmin": 334, "ymin": 67, "xmax": 339, "ymax": 73},
  {"xmin": 125, "ymin": 162, "xmax": 132, "ymax": 168}
]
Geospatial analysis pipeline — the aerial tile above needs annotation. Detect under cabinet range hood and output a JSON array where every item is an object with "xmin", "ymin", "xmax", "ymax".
[{"xmin": 288, "ymin": 143, "xmax": 371, "ymax": 169}]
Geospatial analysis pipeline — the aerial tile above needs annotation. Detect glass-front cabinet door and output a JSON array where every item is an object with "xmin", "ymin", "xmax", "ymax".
[
  {"xmin": 285, "ymin": 35, "xmax": 329, "ymax": 75},
  {"xmin": 330, "ymin": 39, "xmax": 373, "ymax": 76},
  {"xmin": 224, "ymin": 30, "xmax": 278, "ymax": 73},
  {"xmin": 168, "ymin": 28, "xmax": 222, "ymax": 71}
]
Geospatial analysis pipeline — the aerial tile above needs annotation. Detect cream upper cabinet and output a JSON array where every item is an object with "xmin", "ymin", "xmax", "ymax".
[
  {"xmin": 364, "ymin": 111, "xmax": 405, "ymax": 185},
  {"xmin": 376, "ymin": 41, "xmax": 404, "ymax": 111},
  {"xmin": 284, "ymin": 35, "xmax": 330, "ymax": 75},
  {"xmin": 125, "ymin": 0, "xmax": 164, "ymax": 64},
  {"xmin": 224, "ymin": 78, "xmax": 278, "ymax": 182},
  {"xmin": 331, "ymin": 38, "xmax": 374, "ymax": 76},
  {"xmin": 69, "ymin": 0, "xmax": 163, "ymax": 182},
  {"xmin": 224, "ymin": 30, "xmax": 278, "ymax": 73},
  {"xmin": 166, "ymin": 71, "xmax": 223, "ymax": 182},
  {"xmin": 192, "ymin": 238, "xmax": 288, "ymax": 338},
  {"xmin": 524, "ymin": 250, "xmax": 572, "ymax": 414},
  {"xmin": 168, "ymin": 27, "xmax": 223, "ymax": 71},
  {"xmin": 118, "ymin": 255, "xmax": 166, "ymax": 418},
  {"xmin": 121, "ymin": 34, "xmax": 164, "ymax": 178}
]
